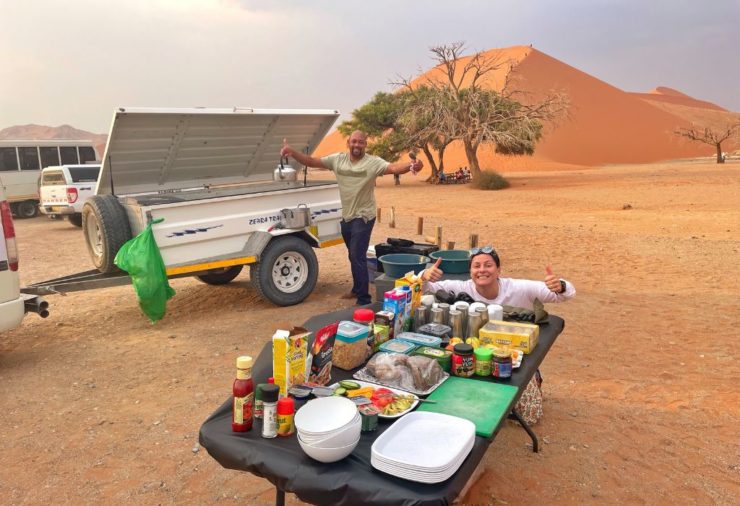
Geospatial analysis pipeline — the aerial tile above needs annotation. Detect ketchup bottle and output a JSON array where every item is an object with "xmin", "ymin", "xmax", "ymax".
[{"xmin": 232, "ymin": 356, "xmax": 254, "ymax": 432}]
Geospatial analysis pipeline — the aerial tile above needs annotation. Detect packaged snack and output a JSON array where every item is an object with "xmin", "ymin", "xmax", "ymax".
[
  {"xmin": 373, "ymin": 310, "xmax": 394, "ymax": 352},
  {"xmin": 272, "ymin": 326, "xmax": 310, "ymax": 396},
  {"xmin": 308, "ymin": 321, "xmax": 339, "ymax": 385}
]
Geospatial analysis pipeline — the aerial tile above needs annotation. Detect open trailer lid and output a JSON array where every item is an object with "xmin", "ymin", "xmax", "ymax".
[{"xmin": 96, "ymin": 107, "xmax": 339, "ymax": 196}]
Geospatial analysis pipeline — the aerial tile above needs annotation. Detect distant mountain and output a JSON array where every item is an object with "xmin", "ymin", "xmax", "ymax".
[
  {"xmin": 317, "ymin": 46, "xmax": 738, "ymax": 169},
  {"xmin": 0, "ymin": 124, "xmax": 108, "ymax": 158}
]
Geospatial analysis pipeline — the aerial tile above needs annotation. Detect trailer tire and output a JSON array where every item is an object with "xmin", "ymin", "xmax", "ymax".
[
  {"xmin": 17, "ymin": 200, "xmax": 38, "ymax": 218},
  {"xmin": 197, "ymin": 265, "xmax": 243, "ymax": 285},
  {"xmin": 250, "ymin": 236, "xmax": 318, "ymax": 306},
  {"xmin": 68, "ymin": 214, "xmax": 83, "ymax": 228},
  {"xmin": 82, "ymin": 195, "xmax": 132, "ymax": 273}
]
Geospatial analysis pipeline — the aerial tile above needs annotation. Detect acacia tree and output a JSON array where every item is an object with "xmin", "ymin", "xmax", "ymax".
[
  {"xmin": 409, "ymin": 42, "xmax": 567, "ymax": 177},
  {"xmin": 675, "ymin": 123, "xmax": 739, "ymax": 163}
]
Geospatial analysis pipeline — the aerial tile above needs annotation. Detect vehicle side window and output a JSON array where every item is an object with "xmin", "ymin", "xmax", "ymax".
[
  {"xmin": 68, "ymin": 166, "xmax": 100, "ymax": 183},
  {"xmin": 19, "ymin": 147, "xmax": 40, "ymax": 170},
  {"xmin": 60, "ymin": 146, "xmax": 78, "ymax": 165},
  {"xmin": 40, "ymin": 147, "xmax": 60, "ymax": 168},
  {"xmin": 78, "ymin": 146, "xmax": 96, "ymax": 164},
  {"xmin": 41, "ymin": 170, "xmax": 66, "ymax": 186},
  {"xmin": 0, "ymin": 148, "xmax": 19, "ymax": 171}
]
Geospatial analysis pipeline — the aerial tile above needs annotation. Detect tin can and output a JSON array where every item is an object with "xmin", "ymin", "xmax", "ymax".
[{"xmin": 359, "ymin": 404, "xmax": 379, "ymax": 432}]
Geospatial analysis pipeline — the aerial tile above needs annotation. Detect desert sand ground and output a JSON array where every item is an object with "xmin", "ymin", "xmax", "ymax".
[{"xmin": 1, "ymin": 158, "xmax": 738, "ymax": 505}]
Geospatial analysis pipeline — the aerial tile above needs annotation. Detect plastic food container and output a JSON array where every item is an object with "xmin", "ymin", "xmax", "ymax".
[
  {"xmin": 412, "ymin": 346, "xmax": 452, "ymax": 372},
  {"xmin": 378, "ymin": 339, "xmax": 417, "ymax": 355},
  {"xmin": 333, "ymin": 321, "xmax": 370, "ymax": 370},
  {"xmin": 416, "ymin": 323, "xmax": 452, "ymax": 340},
  {"xmin": 396, "ymin": 332, "xmax": 443, "ymax": 348}
]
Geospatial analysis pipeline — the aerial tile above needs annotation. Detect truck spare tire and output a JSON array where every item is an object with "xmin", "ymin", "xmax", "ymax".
[
  {"xmin": 250, "ymin": 235, "xmax": 318, "ymax": 306},
  {"xmin": 82, "ymin": 195, "xmax": 132, "ymax": 273}
]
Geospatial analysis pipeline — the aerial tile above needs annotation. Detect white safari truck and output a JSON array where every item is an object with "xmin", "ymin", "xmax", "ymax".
[{"xmin": 25, "ymin": 107, "xmax": 343, "ymax": 307}]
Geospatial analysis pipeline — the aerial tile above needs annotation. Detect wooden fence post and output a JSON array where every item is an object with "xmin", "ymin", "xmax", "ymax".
[
  {"xmin": 377, "ymin": 207, "xmax": 382, "ymax": 223},
  {"xmin": 435, "ymin": 226, "xmax": 443, "ymax": 247},
  {"xmin": 389, "ymin": 207, "xmax": 396, "ymax": 229},
  {"xmin": 446, "ymin": 241, "xmax": 456, "ymax": 250},
  {"xmin": 417, "ymin": 217, "xmax": 424, "ymax": 236},
  {"xmin": 469, "ymin": 234, "xmax": 479, "ymax": 249}
]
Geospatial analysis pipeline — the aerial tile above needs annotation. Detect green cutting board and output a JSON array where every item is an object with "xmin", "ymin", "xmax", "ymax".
[{"xmin": 417, "ymin": 376, "xmax": 518, "ymax": 437}]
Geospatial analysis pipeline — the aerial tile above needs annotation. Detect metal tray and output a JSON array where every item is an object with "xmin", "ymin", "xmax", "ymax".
[{"xmin": 353, "ymin": 367, "xmax": 449, "ymax": 397}]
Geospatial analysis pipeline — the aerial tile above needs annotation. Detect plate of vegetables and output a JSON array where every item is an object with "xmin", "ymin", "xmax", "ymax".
[{"xmin": 329, "ymin": 380, "xmax": 420, "ymax": 419}]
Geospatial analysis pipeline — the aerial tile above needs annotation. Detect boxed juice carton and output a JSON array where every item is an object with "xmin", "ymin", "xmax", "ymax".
[
  {"xmin": 478, "ymin": 320, "xmax": 540, "ymax": 354},
  {"xmin": 394, "ymin": 273, "xmax": 422, "ymax": 314},
  {"xmin": 272, "ymin": 326, "xmax": 310, "ymax": 396},
  {"xmin": 383, "ymin": 289, "xmax": 406, "ymax": 338}
]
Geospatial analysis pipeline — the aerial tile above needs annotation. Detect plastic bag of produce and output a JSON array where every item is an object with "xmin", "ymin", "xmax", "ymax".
[{"xmin": 114, "ymin": 218, "xmax": 175, "ymax": 322}]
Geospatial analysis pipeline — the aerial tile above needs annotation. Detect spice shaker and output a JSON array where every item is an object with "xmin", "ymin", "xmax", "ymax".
[{"xmin": 260, "ymin": 384, "xmax": 280, "ymax": 439}]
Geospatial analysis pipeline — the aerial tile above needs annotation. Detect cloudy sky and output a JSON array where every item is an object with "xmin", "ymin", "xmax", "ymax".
[{"xmin": 1, "ymin": 0, "xmax": 737, "ymax": 134}]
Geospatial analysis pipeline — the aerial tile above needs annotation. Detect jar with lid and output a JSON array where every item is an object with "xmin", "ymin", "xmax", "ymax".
[
  {"xmin": 452, "ymin": 343, "xmax": 475, "ymax": 377},
  {"xmin": 333, "ymin": 320, "xmax": 370, "ymax": 370},
  {"xmin": 474, "ymin": 347, "xmax": 492, "ymax": 376},
  {"xmin": 353, "ymin": 308, "xmax": 375, "ymax": 356},
  {"xmin": 492, "ymin": 348, "xmax": 513, "ymax": 379},
  {"xmin": 254, "ymin": 376, "xmax": 275, "ymax": 419}
]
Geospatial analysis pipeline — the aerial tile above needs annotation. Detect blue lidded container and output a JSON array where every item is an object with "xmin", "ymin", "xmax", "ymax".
[{"xmin": 396, "ymin": 331, "xmax": 443, "ymax": 348}]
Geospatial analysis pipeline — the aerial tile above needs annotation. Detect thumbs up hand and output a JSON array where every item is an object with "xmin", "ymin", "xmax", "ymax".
[
  {"xmin": 422, "ymin": 257, "xmax": 444, "ymax": 282},
  {"xmin": 544, "ymin": 265, "xmax": 561, "ymax": 293}
]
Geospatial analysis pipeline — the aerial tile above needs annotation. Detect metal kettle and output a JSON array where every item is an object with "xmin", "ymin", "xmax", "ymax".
[{"xmin": 274, "ymin": 157, "xmax": 298, "ymax": 182}]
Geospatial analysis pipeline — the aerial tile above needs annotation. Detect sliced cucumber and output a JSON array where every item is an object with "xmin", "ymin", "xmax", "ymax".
[
  {"xmin": 339, "ymin": 380, "xmax": 361, "ymax": 390},
  {"xmin": 334, "ymin": 387, "xmax": 347, "ymax": 396}
]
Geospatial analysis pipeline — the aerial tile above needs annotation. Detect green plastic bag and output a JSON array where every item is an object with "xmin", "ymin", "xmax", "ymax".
[{"xmin": 114, "ymin": 218, "xmax": 175, "ymax": 322}]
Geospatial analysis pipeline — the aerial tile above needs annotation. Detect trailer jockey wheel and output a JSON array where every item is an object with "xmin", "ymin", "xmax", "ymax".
[{"xmin": 250, "ymin": 235, "xmax": 318, "ymax": 306}]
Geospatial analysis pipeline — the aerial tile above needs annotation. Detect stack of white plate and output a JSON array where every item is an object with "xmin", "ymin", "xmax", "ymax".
[
  {"xmin": 371, "ymin": 411, "xmax": 475, "ymax": 483},
  {"xmin": 294, "ymin": 396, "xmax": 361, "ymax": 463}
]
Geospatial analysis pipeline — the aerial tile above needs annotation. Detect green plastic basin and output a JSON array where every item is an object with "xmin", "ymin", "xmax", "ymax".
[{"xmin": 429, "ymin": 249, "xmax": 470, "ymax": 274}]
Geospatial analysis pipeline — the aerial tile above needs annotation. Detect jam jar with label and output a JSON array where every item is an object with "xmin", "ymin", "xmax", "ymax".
[
  {"xmin": 452, "ymin": 343, "xmax": 475, "ymax": 377},
  {"xmin": 492, "ymin": 348, "xmax": 513, "ymax": 379}
]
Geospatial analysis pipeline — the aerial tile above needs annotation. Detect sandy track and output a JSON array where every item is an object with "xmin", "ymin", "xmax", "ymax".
[{"xmin": 1, "ymin": 159, "xmax": 738, "ymax": 505}]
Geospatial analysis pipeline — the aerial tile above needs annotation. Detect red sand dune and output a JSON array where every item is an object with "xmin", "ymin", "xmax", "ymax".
[{"xmin": 316, "ymin": 46, "xmax": 738, "ymax": 170}]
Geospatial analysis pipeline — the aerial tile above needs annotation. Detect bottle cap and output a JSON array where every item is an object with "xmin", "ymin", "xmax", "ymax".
[
  {"xmin": 267, "ymin": 377, "xmax": 275, "ymax": 384},
  {"xmin": 260, "ymin": 383, "xmax": 280, "ymax": 403},
  {"xmin": 236, "ymin": 356, "xmax": 253, "ymax": 369},
  {"xmin": 277, "ymin": 396, "xmax": 295, "ymax": 415},
  {"xmin": 353, "ymin": 308, "xmax": 375, "ymax": 323}
]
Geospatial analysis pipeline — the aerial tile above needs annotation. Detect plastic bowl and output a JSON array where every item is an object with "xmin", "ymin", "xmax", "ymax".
[
  {"xmin": 298, "ymin": 434, "xmax": 360, "ymax": 463},
  {"xmin": 298, "ymin": 418, "xmax": 361, "ymax": 448},
  {"xmin": 429, "ymin": 250, "xmax": 470, "ymax": 274},
  {"xmin": 378, "ymin": 254, "xmax": 430, "ymax": 278}
]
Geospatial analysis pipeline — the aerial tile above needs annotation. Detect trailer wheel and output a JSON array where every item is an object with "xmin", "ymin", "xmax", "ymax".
[
  {"xmin": 82, "ymin": 195, "xmax": 132, "ymax": 273},
  {"xmin": 197, "ymin": 265, "xmax": 243, "ymax": 285},
  {"xmin": 250, "ymin": 235, "xmax": 318, "ymax": 306},
  {"xmin": 17, "ymin": 200, "xmax": 38, "ymax": 218},
  {"xmin": 68, "ymin": 214, "xmax": 83, "ymax": 228}
]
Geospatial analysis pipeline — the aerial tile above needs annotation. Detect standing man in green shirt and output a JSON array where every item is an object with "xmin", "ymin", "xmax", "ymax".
[{"xmin": 281, "ymin": 130, "xmax": 423, "ymax": 305}]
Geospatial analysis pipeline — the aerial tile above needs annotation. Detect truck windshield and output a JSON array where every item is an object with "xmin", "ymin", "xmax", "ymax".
[{"xmin": 41, "ymin": 171, "xmax": 66, "ymax": 186}]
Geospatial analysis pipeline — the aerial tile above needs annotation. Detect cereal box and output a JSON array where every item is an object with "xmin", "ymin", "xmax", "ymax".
[{"xmin": 272, "ymin": 326, "xmax": 310, "ymax": 396}]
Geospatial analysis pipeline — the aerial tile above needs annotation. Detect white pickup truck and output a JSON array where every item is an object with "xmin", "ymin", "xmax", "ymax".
[
  {"xmin": 38, "ymin": 106, "xmax": 344, "ymax": 307},
  {"xmin": 39, "ymin": 164, "xmax": 101, "ymax": 227}
]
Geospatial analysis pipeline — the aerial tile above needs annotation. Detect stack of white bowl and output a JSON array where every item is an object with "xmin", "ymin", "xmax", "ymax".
[{"xmin": 294, "ymin": 396, "xmax": 361, "ymax": 463}]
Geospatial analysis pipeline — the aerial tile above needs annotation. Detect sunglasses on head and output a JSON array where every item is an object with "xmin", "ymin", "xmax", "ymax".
[{"xmin": 470, "ymin": 245, "xmax": 497, "ymax": 256}]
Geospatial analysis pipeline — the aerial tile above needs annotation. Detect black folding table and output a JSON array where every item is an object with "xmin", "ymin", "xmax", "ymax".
[{"xmin": 199, "ymin": 304, "xmax": 564, "ymax": 506}]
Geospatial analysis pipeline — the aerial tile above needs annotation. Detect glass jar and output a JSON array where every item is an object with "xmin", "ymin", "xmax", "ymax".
[
  {"xmin": 452, "ymin": 343, "xmax": 475, "ymax": 377},
  {"xmin": 492, "ymin": 348, "xmax": 513, "ymax": 379}
]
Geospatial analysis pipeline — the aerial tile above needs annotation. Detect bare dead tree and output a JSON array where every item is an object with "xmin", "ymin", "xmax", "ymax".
[{"xmin": 675, "ymin": 123, "xmax": 740, "ymax": 163}]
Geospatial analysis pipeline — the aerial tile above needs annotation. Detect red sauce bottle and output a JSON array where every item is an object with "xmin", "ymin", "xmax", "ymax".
[{"xmin": 232, "ymin": 356, "xmax": 254, "ymax": 432}]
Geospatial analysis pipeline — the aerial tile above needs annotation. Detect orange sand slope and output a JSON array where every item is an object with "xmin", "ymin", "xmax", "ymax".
[{"xmin": 316, "ymin": 46, "xmax": 738, "ymax": 170}]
